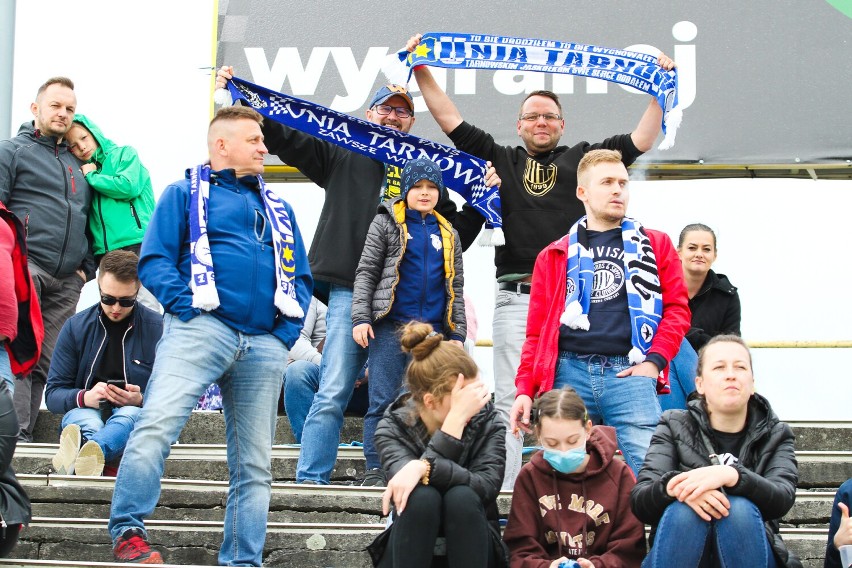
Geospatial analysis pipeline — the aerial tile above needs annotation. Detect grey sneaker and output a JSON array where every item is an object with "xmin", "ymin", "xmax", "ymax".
[
  {"xmin": 52, "ymin": 424, "xmax": 81, "ymax": 475},
  {"xmin": 74, "ymin": 440, "xmax": 105, "ymax": 477},
  {"xmin": 360, "ymin": 468, "xmax": 387, "ymax": 487}
]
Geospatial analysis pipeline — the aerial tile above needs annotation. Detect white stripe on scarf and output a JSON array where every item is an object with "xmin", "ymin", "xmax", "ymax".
[
  {"xmin": 188, "ymin": 164, "xmax": 304, "ymax": 318},
  {"xmin": 561, "ymin": 217, "xmax": 662, "ymax": 364}
]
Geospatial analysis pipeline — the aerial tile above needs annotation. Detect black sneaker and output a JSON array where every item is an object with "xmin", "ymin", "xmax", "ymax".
[
  {"xmin": 113, "ymin": 527, "xmax": 163, "ymax": 564},
  {"xmin": 360, "ymin": 468, "xmax": 387, "ymax": 487}
]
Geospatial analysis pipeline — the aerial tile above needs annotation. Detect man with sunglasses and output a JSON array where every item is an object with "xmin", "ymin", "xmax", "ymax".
[
  {"xmin": 44, "ymin": 250, "xmax": 162, "ymax": 478},
  {"xmin": 214, "ymin": 67, "xmax": 499, "ymax": 487},
  {"xmin": 405, "ymin": 34, "xmax": 676, "ymax": 490}
]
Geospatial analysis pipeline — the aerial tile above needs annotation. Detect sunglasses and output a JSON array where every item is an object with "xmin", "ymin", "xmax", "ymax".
[{"xmin": 100, "ymin": 291, "xmax": 138, "ymax": 308}]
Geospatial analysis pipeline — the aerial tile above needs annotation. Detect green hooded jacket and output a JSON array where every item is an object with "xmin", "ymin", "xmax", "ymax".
[{"xmin": 72, "ymin": 115, "xmax": 155, "ymax": 257}]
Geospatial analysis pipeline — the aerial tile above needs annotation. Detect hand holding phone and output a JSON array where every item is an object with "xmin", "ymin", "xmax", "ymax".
[{"xmin": 104, "ymin": 380, "xmax": 143, "ymax": 408}]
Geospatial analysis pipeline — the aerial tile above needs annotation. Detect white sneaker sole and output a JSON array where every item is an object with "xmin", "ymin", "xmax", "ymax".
[{"xmin": 52, "ymin": 424, "xmax": 81, "ymax": 475}]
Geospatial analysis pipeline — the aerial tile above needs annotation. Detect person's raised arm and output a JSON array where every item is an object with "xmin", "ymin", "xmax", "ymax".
[
  {"xmin": 406, "ymin": 34, "xmax": 464, "ymax": 135},
  {"xmin": 629, "ymin": 53, "xmax": 675, "ymax": 152}
]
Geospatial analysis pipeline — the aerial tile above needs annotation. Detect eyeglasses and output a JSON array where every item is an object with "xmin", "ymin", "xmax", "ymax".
[
  {"xmin": 100, "ymin": 290, "xmax": 138, "ymax": 308},
  {"xmin": 373, "ymin": 104, "xmax": 413, "ymax": 119},
  {"xmin": 519, "ymin": 112, "xmax": 563, "ymax": 122}
]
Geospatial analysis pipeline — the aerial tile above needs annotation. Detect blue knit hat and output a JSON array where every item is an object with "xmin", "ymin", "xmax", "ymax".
[{"xmin": 401, "ymin": 158, "xmax": 445, "ymax": 198}]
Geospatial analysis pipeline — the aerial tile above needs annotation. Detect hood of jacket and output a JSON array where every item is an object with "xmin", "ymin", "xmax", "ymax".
[
  {"xmin": 72, "ymin": 114, "xmax": 117, "ymax": 164},
  {"xmin": 697, "ymin": 269, "xmax": 738, "ymax": 298}
]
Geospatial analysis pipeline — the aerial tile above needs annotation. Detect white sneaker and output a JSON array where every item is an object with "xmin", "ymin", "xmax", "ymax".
[
  {"xmin": 52, "ymin": 424, "xmax": 81, "ymax": 475},
  {"xmin": 74, "ymin": 440, "xmax": 105, "ymax": 477}
]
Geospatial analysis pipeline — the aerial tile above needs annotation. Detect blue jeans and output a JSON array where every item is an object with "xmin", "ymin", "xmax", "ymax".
[
  {"xmin": 283, "ymin": 360, "xmax": 318, "ymax": 443},
  {"xmin": 296, "ymin": 285, "xmax": 367, "ymax": 483},
  {"xmin": 108, "ymin": 313, "xmax": 288, "ymax": 567},
  {"xmin": 61, "ymin": 405, "xmax": 142, "ymax": 462},
  {"xmin": 554, "ymin": 352, "xmax": 661, "ymax": 476},
  {"xmin": 364, "ymin": 319, "xmax": 409, "ymax": 470},
  {"xmin": 0, "ymin": 349, "xmax": 12, "ymax": 394},
  {"xmin": 283, "ymin": 360, "xmax": 369, "ymax": 443},
  {"xmin": 644, "ymin": 497, "xmax": 777, "ymax": 568},
  {"xmin": 659, "ymin": 338, "xmax": 698, "ymax": 412}
]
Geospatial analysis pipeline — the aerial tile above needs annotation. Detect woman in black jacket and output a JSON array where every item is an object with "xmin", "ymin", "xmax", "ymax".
[
  {"xmin": 368, "ymin": 321, "xmax": 507, "ymax": 568},
  {"xmin": 662, "ymin": 223, "xmax": 742, "ymax": 412},
  {"xmin": 631, "ymin": 335, "xmax": 801, "ymax": 568}
]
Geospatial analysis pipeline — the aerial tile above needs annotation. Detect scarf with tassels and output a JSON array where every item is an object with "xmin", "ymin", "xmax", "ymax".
[
  {"xmin": 188, "ymin": 164, "xmax": 304, "ymax": 318},
  {"xmin": 401, "ymin": 32, "xmax": 681, "ymax": 150},
  {"xmin": 561, "ymin": 217, "xmax": 662, "ymax": 364}
]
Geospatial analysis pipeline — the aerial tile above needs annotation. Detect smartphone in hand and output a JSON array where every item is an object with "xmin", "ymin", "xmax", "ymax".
[{"xmin": 106, "ymin": 379, "xmax": 127, "ymax": 391}]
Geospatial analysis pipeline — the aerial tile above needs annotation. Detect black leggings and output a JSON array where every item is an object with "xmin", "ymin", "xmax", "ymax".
[{"xmin": 379, "ymin": 484, "xmax": 495, "ymax": 568}]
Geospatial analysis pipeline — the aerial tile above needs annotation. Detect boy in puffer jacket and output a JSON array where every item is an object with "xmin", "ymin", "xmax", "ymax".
[{"xmin": 351, "ymin": 157, "xmax": 466, "ymax": 487}]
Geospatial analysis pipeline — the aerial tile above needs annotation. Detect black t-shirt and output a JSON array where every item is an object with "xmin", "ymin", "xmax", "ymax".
[
  {"xmin": 447, "ymin": 121, "xmax": 643, "ymax": 276},
  {"xmin": 711, "ymin": 427, "xmax": 745, "ymax": 466},
  {"xmin": 96, "ymin": 313, "xmax": 132, "ymax": 385},
  {"xmin": 558, "ymin": 228, "xmax": 632, "ymax": 355}
]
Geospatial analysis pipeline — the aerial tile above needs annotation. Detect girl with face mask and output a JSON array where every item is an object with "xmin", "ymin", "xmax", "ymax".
[{"xmin": 503, "ymin": 387, "xmax": 645, "ymax": 568}]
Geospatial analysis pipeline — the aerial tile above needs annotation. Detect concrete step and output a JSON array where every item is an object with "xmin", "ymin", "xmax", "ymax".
[
  {"xmin": 16, "ymin": 474, "xmax": 840, "ymax": 528},
  {"xmin": 14, "ymin": 517, "xmax": 381, "ymax": 567},
  {"xmin": 7, "ymin": 516, "xmax": 829, "ymax": 568},
  {"xmin": 29, "ymin": 411, "xmax": 852, "ymax": 451},
  {"xmin": 14, "ymin": 443, "xmax": 852, "ymax": 488},
  {"xmin": 13, "ymin": 443, "xmax": 369, "ymax": 482},
  {"xmin": 29, "ymin": 410, "xmax": 364, "ymax": 446}
]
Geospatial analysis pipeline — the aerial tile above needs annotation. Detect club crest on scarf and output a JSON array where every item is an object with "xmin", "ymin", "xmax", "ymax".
[
  {"xmin": 219, "ymin": 76, "xmax": 505, "ymax": 246},
  {"xmin": 561, "ymin": 217, "xmax": 662, "ymax": 363}
]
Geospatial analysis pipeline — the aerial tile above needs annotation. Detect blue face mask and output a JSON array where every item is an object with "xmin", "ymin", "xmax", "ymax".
[{"xmin": 543, "ymin": 443, "xmax": 587, "ymax": 474}]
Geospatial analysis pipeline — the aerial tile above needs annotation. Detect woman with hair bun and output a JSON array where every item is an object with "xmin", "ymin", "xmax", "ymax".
[{"xmin": 367, "ymin": 321, "xmax": 507, "ymax": 568}]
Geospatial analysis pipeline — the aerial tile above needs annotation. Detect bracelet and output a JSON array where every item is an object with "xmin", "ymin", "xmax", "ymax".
[{"xmin": 420, "ymin": 458, "xmax": 432, "ymax": 485}]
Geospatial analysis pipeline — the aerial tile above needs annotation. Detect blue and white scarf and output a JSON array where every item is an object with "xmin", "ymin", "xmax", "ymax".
[
  {"xmin": 401, "ymin": 32, "xmax": 682, "ymax": 150},
  {"xmin": 189, "ymin": 164, "xmax": 304, "ymax": 318},
  {"xmin": 215, "ymin": 77, "xmax": 504, "ymax": 245},
  {"xmin": 562, "ymin": 217, "xmax": 662, "ymax": 364}
]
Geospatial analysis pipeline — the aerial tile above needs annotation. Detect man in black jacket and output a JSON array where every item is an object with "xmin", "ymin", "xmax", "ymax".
[
  {"xmin": 0, "ymin": 77, "xmax": 94, "ymax": 442},
  {"xmin": 45, "ymin": 250, "xmax": 161, "ymax": 477},
  {"xmin": 215, "ymin": 67, "xmax": 499, "ymax": 485}
]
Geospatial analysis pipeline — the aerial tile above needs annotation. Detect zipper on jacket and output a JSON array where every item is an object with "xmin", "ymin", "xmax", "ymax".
[
  {"xmin": 420, "ymin": 218, "xmax": 427, "ymax": 319},
  {"xmin": 130, "ymin": 201, "xmax": 142, "ymax": 229},
  {"xmin": 84, "ymin": 316, "xmax": 110, "ymax": 391},
  {"xmin": 68, "ymin": 166, "xmax": 77, "ymax": 194},
  {"xmin": 54, "ymin": 151, "xmax": 74, "ymax": 278},
  {"xmin": 121, "ymin": 321, "xmax": 135, "ymax": 385},
  {"xmin": 97, "ymin": 194, "xmax": 109, "ymax": 252}
]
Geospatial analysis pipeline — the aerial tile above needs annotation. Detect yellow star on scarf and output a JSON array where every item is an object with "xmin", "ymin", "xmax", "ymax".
[
  {"xmin": 283, "ymin": 248, "xmax": 294, "ymax": 262},
  {"xmin": 408, "ymin": 43, "xmax": 432, "ymax": 64}
]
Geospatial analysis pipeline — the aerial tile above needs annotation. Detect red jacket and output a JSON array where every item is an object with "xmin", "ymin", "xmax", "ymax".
[
  {"xmin": 504, "ymin": 426, "xmax": 646, "ymax": 567},
  {"xmin": 0, "ymin": 203, "xmax": 43, "ymax": 376},
  {"xmin": 515, "ymin": 228, "xmax": 689, "ymax": 399}
]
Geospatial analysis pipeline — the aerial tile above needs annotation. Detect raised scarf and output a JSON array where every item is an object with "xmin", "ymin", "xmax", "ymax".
[
  {"xmin": 402, "ymin": 32, "xmax": 682, "ymax": 150},
  {"xmin": 216, "ymin": 77, "xmax": 504, "ymax": 246}
]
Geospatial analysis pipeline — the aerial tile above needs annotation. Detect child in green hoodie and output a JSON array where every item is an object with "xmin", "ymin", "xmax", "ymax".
[
  {"xmin": 66, "ymin": 116, "xmax": 155, "ymax": 262},
  {"xmin": 66, "ymin": 116, "xmax": 159, "ymax": 310}
]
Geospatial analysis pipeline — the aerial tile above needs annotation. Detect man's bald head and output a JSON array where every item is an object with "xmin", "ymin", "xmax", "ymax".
[{"xmin": 207, "ymin": 106, "xmax": 268, "ymax": 176}]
